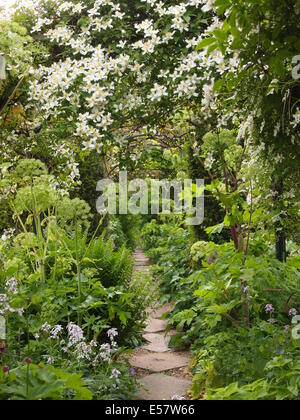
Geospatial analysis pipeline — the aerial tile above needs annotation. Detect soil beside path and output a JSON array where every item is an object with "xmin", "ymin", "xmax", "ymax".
[{"xmin": 130, "ymin": 248, "xmax": 192, "ymax": 400}]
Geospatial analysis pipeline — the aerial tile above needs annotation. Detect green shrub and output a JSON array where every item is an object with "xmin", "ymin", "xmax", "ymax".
[
  {"xmin": 145, "ymin": 219, "xmax": 300, "ymax": 400},
  {"xmin": 0, "ymin": 159, "xmax": 152, "ymax": 399}
]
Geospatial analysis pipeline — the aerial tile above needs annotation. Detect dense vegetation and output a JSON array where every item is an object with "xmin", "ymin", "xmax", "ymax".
[{"xmin": 0, "ymin": 0, "xmax": 299, "ymax": 400}]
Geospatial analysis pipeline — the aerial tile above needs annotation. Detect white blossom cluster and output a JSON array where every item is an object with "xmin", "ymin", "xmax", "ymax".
[
  {"xmin": 39, "ymin": 321, "xmax": 120, "ymax": 368},
  {"xmin": 0, "ymin": 274, "xmax": 23, "ymax": 316},
  {"xmin": 21, "ymin": 0, "xmax": 238, "ymax": 152},
  {"xmin": 11, "ymin": 0, "xmax": 298, "ymax": 165}
]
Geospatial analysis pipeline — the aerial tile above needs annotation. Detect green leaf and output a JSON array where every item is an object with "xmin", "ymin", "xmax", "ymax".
[
  {"xmin": 118, "ymin": 310, "xmax": 128, "ymax": 325},
  {"xmin": 213, "ymin": 78, "xmax": 224, "ymax": 92},
  {"xmin": 205, "ymin": 222, "xmax": 225, "ymax": 235},
  {"xmin": 212, "ymin": 29, "xmax": 228, "ymax": 43},
  {"xmin": 196, "ymin": 37, "xmax": 215, "ymax": 50}
]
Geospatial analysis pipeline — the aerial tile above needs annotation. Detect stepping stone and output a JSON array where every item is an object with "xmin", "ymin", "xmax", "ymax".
[
  {"xmin": 150, "ymin": 303, "xmax": 173, "ymax": 319},
  {"xmin": 130, "ymin": 352, "xmax": 190, "ymax": 372},
  {"xmin": 134, "ymin": 267, "xmax": 151, "ymax": 273},
  {"xmin": 142, "ymin": 333, "xmax": 170, "ymax": 352},
  {"xmin": 145, "ymin": 318, "xmax": 168, "ymax": 333},
  {"xmin": 138, "ymin": 374, "xmax": 192, "ymax": 400}
]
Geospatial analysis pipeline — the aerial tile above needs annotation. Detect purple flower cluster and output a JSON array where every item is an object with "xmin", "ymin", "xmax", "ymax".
[
  {"xmin": 97, "ymin": 343, "xmax": 112, "ymax": 363},
  {"xmin": 265, "ymin": 304, "xmax": 274, "ymax": 314},
  {"xmin": 50, "ymin": 325, "xmax": 63, "ymax": 340},
  {"xmin": 41, "ymin": 323, "xmax": 51, "ymax": 333},
  {"xmin": 107, "ymin": 328, "xmax": 118, "ymax": 347},
  {"xmin": 6, "ymin": 277, "xmax": 18, "ymax": 295},
  {"xmin": 37, "ymin": 321, "xmax": 122, "ymax": 388},
  {"xmin": 67, "ymin": 323, "xmax": 84, "ymax": 347},
  {"xmin": 288, "ymin": 308, "xmax": 297, "ymax": 317}
]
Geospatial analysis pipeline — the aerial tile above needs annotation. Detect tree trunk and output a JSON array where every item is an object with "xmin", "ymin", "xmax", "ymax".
[{"xmin": 275, "ymin": 228, "xmax": 286, "ymax": 262}]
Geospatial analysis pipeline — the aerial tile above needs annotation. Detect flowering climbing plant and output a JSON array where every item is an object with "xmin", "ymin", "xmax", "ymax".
[
  {"xmin": 5, "ymin": 1, "xmax": 298, "ymax": 239},
  {"xmin": 16, "ymin": 0, "xmax": 218, "ymax": 151}
]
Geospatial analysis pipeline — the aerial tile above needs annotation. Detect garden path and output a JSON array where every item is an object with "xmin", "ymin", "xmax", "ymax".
[{"xmin": 130, "ymin": 248, "xmax": 192, "ymax": 400}]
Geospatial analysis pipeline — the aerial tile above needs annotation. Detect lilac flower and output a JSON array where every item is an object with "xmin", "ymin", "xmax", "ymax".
[
  {"xmin": 99, "ymin": 343, "xmax": 112, "ymax": 362},
  {"xmin": 50, "ymin": 325, "xmax": 63, "ymax": 340},
  {"xmin": 67, "ymin": 323, "xmax": 84, "ymax": 347},
  {"xmin": 75, "ymin": 341, "xmax": 94, "ymax": 362},
  {"xmin": 90, "ymin": 340, "xmax": 98, "ymax": 348},
  {"xmin": 64, "ymin": 324, "xmax": 99, "ymax": 363},
  {"xmin": 268, "ymin": 318, "xmax": 277, "ymax": 324},
  {"xmin": 6, "ymin": 278, "xmax": 18, "ymax": 295},
  {"xmin": 288, "ymin": 308, "xmax": 297, "ymax": 317},
  {"xmin": 41, "ymin": 323, "xmax": 52, "ymax": 333},
  {"xmin": 130, "ymin": 367, "xmax": 136, "ymax": 377},
  {"xmin": 110, "ymin": 368, "xmax": 121, "ymax": 379},
  {"xmin": 265, "ymin": 304, "xmax": 274, "ymax": 314},
  {"xmin": 284, "ymin": 325, "xmax": 291, "ymax": 333},
  {"xmin": 107, "ymin": 328, "xmax": 118, "ymax": 341},
  {"xmin": 110, "ymin": 368, "xmax": 121, "ymax": 387}
]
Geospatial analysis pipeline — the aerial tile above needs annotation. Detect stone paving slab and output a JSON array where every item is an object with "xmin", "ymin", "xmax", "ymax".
[
  {"xmin": 130, "ymin": 351, "xmax": 190, "ymax": 372},
  {"xmin": 142, "ymin": 333, "xmax": 171, "ymax": 352},
  {"xmin": 145, "ymin": 318, "xmax": 168, "ymax": 333},
  {"xmin": 132, "ymin": 248, "xmax": 191, "ymax": 400},
  {"xmin": 138, "ymin": 374, "xmax": 192, "ymax": 400}
]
